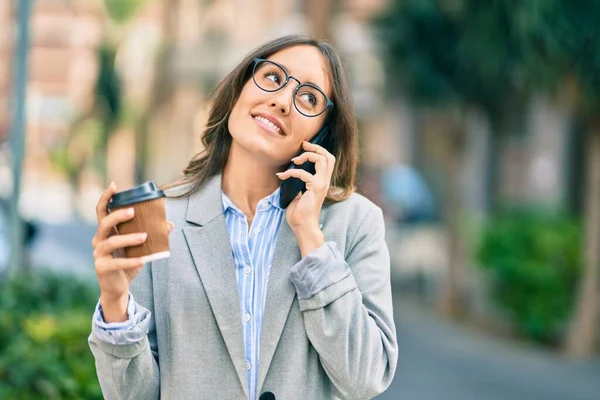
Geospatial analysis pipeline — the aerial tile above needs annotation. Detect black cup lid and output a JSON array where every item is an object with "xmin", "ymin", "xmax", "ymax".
[{"xmin": 107, "ymin": 181, "xmax": 165, "ymax": 209}]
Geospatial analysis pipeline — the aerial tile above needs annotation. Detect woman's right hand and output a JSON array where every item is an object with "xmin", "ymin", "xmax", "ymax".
[{"xmin": 92, "ymin": 182, "xmax": 173, "ymax": 322}]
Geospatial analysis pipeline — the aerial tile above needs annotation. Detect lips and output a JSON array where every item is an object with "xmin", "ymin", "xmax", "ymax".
[{"xmin": 252, "ymin": 113, "xmax": 286, "ymax": 136}]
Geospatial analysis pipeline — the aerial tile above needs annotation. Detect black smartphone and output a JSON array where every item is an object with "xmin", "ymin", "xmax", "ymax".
[{"xmin": 279, "ymin": 124, "xmax": 332, "ymax": 209}]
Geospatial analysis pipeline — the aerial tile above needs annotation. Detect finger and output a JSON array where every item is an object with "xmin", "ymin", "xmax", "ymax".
[
  {"xmin": 302, "ymin": 141, "xmax": 336, "ymax": 165},
  {"xmin": 167, "ymin": 221, "xmax": 174, "ymax": 233},
  {"xmin": 93, "ymin": 232, "xmax": 148, "ymax": 259},
  {"xmin": 277, "ymin": 169, "xmax": 314, "ymax": 183},
  {"xmin": 96, "ymin": 207, "xmax": 135, "ymax": 242},
  {"xmin": 95, "ymin": 256, "xmax": 146, "ymax": 274},
  {"xmin": 96, "ymin": 182, "xmax": 117, "ymax": 221},
  {"xmin": 292, "ymin": 152, "xmax": 327, "ymax": 168},
  {"xmin": 292, "ymin": 152, "xmax": 328, "ymax": 175}
]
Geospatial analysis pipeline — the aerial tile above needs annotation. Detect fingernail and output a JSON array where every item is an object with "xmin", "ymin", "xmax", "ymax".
[
  {"xmin": 139, "ymin": 233, "xmax": 148, "ymax": 240},
  {"xmin": 127, "ymin": 208, "xmax": 135, "ymax": 215},
  {"xmin": 110, "ymin": 181, "xmax": 116, "ymax": 189}
]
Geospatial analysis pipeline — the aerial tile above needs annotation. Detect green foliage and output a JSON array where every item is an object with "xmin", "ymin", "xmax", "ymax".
[
  {"xmin": 103, "ymin": 0, "xmax": 148, "ymax": 24},
  {"xmin": 475, "ymin": 208, "xmax": 582, "ymax": 344},
  {"xmin": 543, "ymin": 0, "xmax": 600, "ymax": 113},
  {"xmin": 373, "ymin": 0, "xmax": 462, "ymax": 103},
  {"xmin": 95, "ymin": 44, "xmax": 122, "ymax": 132},
  {"xmin": 374, "ymin": 0, "xmax": 580, "ymax": 114},
  {"xmin": 373, "ymin": 0, "xmax": 505, "ymax": 108},
  {"xmin": 0, "ymin": 271, "xmax": 102, "ymax": 399},
  {"xmin": 48, "ymin": 148, "xmax": 77, "ymax": 178}
]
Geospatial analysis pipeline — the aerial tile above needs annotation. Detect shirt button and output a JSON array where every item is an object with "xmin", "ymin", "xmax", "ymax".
[
  {"xmin": 246, "ymin": 360, "xmax": 252, "ymax": 370},
  {"xmin": 244, "ymin": 265, "xmax": 252, "ymax": 275},
  {"xmin": 243, "ymin": 312, "xmax": 251, "ymax": 322},
  {"xmin": 254, "ymin": 228, "xmax": 261, "ymax": 235}
]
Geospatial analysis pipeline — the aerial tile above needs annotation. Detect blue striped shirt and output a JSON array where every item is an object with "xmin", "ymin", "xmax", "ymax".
[{"xmin": 221, "ymin": 188, "xmax": 284, "ymax": 400}]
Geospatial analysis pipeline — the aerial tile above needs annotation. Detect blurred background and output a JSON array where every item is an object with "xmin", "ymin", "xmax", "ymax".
[{"xmin": 1, "ymin": 0, "xmax": 600, "ymax": 399}]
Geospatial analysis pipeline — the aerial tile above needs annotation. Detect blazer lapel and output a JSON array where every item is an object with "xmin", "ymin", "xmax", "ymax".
[
  {"xmin": 180, "ymin": 175, "xmax": 248, "ymax": 397},
  {"xmin": 257, "ymin": 219, "xmax": 300, "ymax": 391}
]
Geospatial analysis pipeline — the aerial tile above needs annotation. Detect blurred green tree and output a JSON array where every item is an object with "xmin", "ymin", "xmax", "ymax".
[
  {"xmin": 51, "ymin": 43, "xmax": 121, "ymax": 195},
  {"xmin": 525, "ymin": 0, "xmax": 600, "ymax": 358},
  {"xmin": 53, "ymin": 0, "xmax": 150, "ymax": 191},
  {"xmin": 373, "ymin": 0, "xmax": 536, "ymax": 318},
  {"xmin": 103, "ymin": 0, "xmax": 148, "ymax": 23},
  {"xmin": 52, "ymin": 0, "xmax": 149, "ymax": 191},
  {"xmin": 49, "ymin": 119, "xmax": 103, "ymax": 219},
  {"xmin": 93, "ymin": 43, "xmax": 122, "ymax": 186},
  {"xmin": 133, "ymin": 0, "xmax": 179, "ymax": 184},
  {"xmin": 375, "ymin": 0, "xmax": 600, "ymax": 356}
]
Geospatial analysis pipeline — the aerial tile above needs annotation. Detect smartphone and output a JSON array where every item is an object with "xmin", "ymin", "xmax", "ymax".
[{"xmin": 279, "ymin": 123, "xmax": 333, "ymax": 209}]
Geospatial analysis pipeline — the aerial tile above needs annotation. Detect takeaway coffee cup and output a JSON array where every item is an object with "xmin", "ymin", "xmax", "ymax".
[{"xmin": 107, "ymin": 181, "xmax": 170, "ymax": 262}]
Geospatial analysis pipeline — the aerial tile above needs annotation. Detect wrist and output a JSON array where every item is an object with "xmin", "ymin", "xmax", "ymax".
[
  {"xmin": 100, "ymin": 292, "xmax": 129, "ymax": 323},
  {"xmin": 294, "ymin": 226, "xmax": 325, "ymax": 258}
]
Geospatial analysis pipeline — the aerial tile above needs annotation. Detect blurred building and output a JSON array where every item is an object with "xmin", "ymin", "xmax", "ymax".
[
  {"xmin": 2, "ymin": 0, "xmax": 104, "ymax": 221},
  {"xmin": 0, "ymin": 2, "xmax": 11, "ymax": 144},
  {"xmin": 3, "ymin": 0, "xmax": 581, "ymax": 223}
]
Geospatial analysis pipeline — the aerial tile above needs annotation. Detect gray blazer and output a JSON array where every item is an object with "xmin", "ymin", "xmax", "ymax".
[{"xmin": 89, "ymin": 175, "xmax": 398, "ymax": 400}]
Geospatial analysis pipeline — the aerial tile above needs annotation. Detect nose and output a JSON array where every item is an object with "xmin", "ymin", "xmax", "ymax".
[{"xmin": 269, "ymin": 82, "xmax": 295, "ymax": 115}]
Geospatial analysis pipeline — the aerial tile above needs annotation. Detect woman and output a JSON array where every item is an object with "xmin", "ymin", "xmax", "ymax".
[{"xmin": 89, "ymin": 35, "xmax": 397, "ymax": 400}]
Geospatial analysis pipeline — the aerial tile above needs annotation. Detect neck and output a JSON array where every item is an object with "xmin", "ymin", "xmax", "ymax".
[{"xmin": 222, "ymin": 142, "xmax": 281, "ymax": 218}]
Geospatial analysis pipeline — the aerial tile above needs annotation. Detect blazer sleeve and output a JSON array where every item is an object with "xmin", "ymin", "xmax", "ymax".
[
  {"xmin": 92, "ymin": 292, "xmax": 149, "ymax": 344},
  {"xmin": 88, "ymin": 261, "xmax": 160, "ymax": 400},
  {"xmin": 289, "ymin": 206, "xmax": 398, "ymax": 400}
]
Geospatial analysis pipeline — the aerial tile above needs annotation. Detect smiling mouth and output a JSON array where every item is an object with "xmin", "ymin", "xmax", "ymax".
[{"xmin": 253, "ymin": 115, "xmax": 285, "ymax": 136}]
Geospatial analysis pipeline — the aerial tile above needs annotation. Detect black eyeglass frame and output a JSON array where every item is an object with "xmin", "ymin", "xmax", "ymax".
[{"xmin": 251, "ymin": 57, "xmax": 334, "ymax": 118}]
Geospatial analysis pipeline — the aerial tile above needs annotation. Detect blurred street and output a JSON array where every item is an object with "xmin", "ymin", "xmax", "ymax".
[
  {"xmin": 28, "ymin": 220, "xmax": 97, "ymax": 278},
  {"xmin": 377, "ymin": 295, "xmax": 600, "ymax": 400}
]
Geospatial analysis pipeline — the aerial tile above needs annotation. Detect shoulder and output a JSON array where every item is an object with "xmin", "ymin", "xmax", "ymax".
[
  {"xmin": 321, "ymin": 192, "xmax": 386, "ymax": 257},
  {"xmin": 163, "ymin": 182, "xmax": 196, "ymax": 198},
  {"xmin": 327, "ymin": 192, "xmax": 382, "ymax": 219},
  {"xmin": 323, "ymin": 192, "xmax": 384, "ymax": 232},
  {"xmin": 162, "ymin": 183, "xmax": 196, "ymax": 223}
]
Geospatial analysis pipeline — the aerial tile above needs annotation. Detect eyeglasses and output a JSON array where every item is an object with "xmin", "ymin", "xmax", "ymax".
[{"xmin": 251, "ymin": 58, "xmax": 334, "ymax": 118}]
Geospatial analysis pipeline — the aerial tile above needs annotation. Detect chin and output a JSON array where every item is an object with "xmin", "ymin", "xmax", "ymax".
[{"xmin": 233, "ymin": 133, "xmax": 288, "ymax": 166}]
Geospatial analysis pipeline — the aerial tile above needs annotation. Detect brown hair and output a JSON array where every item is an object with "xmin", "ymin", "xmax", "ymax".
[{"xmin": 162, "ymin": 35, "xmax": 358, "ymax": 203}]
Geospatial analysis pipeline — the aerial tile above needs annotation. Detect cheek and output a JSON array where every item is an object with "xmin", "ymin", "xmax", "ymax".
[
  {"xmin": 228, "ymin": 90, "xmax": 254, "ymax": 134},
  {"xmin": 293, "ymin": 119, "xmax": 324, "ymax": 143}
]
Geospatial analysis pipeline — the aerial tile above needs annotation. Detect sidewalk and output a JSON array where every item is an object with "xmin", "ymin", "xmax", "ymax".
[
  {"xmin": 377, "ymin": 296, "xmax": 600, "ymax": 400},
  {"xmin": 380, "ymin": 222, "xmax": 600, "ymax": 399}
]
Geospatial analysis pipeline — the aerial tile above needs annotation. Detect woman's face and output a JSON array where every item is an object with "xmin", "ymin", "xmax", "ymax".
[{"xmin": 228, "ymin": 45, "xmax": 332, "ymax": 167}]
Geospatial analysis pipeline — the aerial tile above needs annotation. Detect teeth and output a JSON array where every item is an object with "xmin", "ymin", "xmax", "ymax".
[{"xmin": 254, "ymin": 116, "xmax": 282, "ymax": 135}]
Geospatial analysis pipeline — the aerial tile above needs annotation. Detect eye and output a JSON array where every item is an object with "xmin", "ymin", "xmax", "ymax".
[
  {"xmin": 300, "ymin": 92, "xmax": 318, "ymax": 107},
  {"xmin": 263, "ymin": 71, "xmax": 283, "ymax": 85}
]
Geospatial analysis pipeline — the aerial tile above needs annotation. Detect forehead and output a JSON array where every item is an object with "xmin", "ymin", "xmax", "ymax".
[{"xmin": 267, "ymin": 45, "xmax": 331, "ymax": 97}]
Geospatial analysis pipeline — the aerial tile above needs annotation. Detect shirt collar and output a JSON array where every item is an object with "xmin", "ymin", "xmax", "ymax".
[{"xmin": 221, "ymin": 187, "xmax": 282, "ymax": 215}]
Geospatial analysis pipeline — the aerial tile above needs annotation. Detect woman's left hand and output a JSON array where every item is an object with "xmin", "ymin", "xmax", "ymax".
[{"xmin": 277, "ymin": 141, "xmax": 335, "ymax": 254}]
